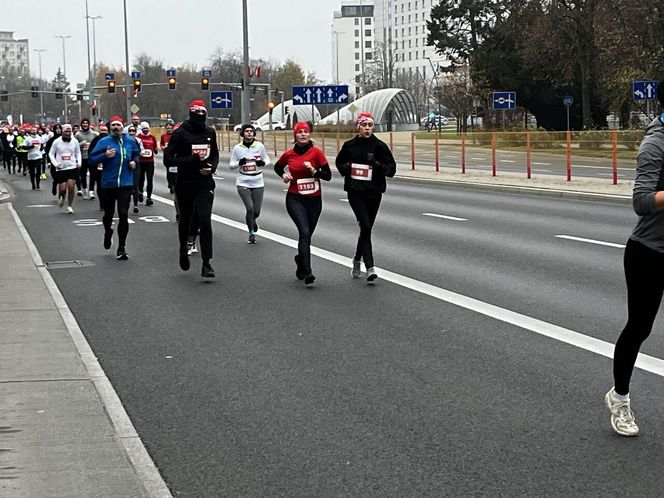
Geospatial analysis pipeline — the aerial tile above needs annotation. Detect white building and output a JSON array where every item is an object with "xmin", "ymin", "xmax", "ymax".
[
  {"xmin": 373, "ymin": 0, "xmax": 442, "ymax": 83},
  {"xmin": 0, "ymin": 31, "xmax": 29, "ymax": 75},
  {"xmin": 331, "ymin": 0, "xmax": 374, "ymax": 98}
]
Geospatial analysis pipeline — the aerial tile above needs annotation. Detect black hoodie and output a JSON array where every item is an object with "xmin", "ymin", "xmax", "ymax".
[
  {"xmin": 163, "ymin": 118, "xmax": 219, "ymax": 188},
  {"xmin": 335, "ymin": 134, "xmax": 396, "ymax": 193}
]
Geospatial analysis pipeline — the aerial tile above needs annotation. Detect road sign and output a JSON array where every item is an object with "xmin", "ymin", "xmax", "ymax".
[
  {"xmin": 131, "ymin": 71, "xmax": 141, "ymax": 79},
  {"xmin": 492, "ymin": 91, "xmax": 516, "ymax": 110},
  {"xmin": 166, "ymin": 69, "xmax": 176, "ymax": 77},
  {"xmin": 130, "ymin": 104, "xmax": 140, "ymax": 114},
  {"xmin": 632, "ymin": 80, "xmax": 659, "ymax": 101},
  {"xmin": 104, "ymin": 73, "xmax": 114, "ymax": 81},
  {"xmin": 348, "ymin": 103, "xmax": 358, "ymax": 113},
  {"xmin": 202, "ymin": 69, "xmax": 212, "ymax": 78},
  {"xmin": 210, "ymin": 91, "xmax": 233, "ymax": 109},
  {"xmin": 563, "ymin": 96, "xmax": 574, "ymax": 107},
  {"xmin": 292, "ymin": 85, "xmax": 349, "ymax": 105}
]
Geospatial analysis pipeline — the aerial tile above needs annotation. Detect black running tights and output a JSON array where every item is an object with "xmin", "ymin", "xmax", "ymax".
[
  {"xmin": 27, "ymin": 159, "xmax": 42, "ymax": 188},
  {"xmin": 177, "ymin": 185, "xmax": 214, "ymax": 262},
  {"xmin": 139, "ymin": 162, "xmax": 155, "ymax": 198},
  {"xmin": 347, "ymin": 190, "xmax": 382, "ymax": 269},
  {"xmin": 101, "ymin": 187, "xmax": 132, "ymax": 249},
  {"xmin": 285, "ymin": 193, "xmax": 322, "ymax": 273}
]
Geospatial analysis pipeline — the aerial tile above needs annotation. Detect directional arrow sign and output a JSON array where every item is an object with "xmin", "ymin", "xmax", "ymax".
[
  {"xmin": 131, "ymin": 71, "xmax": 141, "ymax": 79},
  {"xmin": 104, "ymin": 73, "xmax": 115, "ymax": 81},
  {"xmin": 492, "ymin": 91, "xmax": 516, "ymax": 110},
  {"xmin": 633, "ymin": 80, "xmax": 659, "ymax": 101},
  {"xmin": 292, "ymin": 85, "xmax": 350, "ymax": 105},
  {"xmin": 210, "ymin": 91, "xmax": 232, "ymax": 109}
]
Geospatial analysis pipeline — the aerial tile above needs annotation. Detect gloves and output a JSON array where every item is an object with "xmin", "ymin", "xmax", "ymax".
[
  {"xmin": 239, "ymin": 157, "xmax": 247, "ymax": 166},
  {"xmin": 256, "ymin": 159, "xmax": 265, "ymax": 167}
]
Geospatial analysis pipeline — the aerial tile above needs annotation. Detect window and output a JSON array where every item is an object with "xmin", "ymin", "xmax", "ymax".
[
  {"xmin": 408, "ymin": 27, "xmax": 412, "ymax": 35},
  {"xmin": 409, "ymin": 52, "xmax": 412, "ymax": 60},
  {"xmin": 415, "ymin": 39, "xmax": 419, "ymax": 46},
  {"xmin": 415, "ymin": 13, "xmax": 418, "ymax": 21},
  {"xmin": 365, "ymin": 29, "xmax": 371, "ymax": 37},
  {"xmin": 355, "ymin": 52, "xmax": 360, "ymax": 60},
  {"xmin": 415, "ymin": 26, "xmax": 419, "ymax": 34},
  {"xmin": 355, "ymin": 41, "xmax": 360, "ymax": 48},
  {"xmin": 409, "ymin": 40, "xmax": 412, "ymax": 48},
  {"xmin": 365, "ymin": 40, "xmax": 372, "ymax": 48},
  {"xmin": 364, "ymin": 18, "xmax": 371, "ymax": 25},
  {"xmin": 355, "ymin": 29, "xmax": 359, "ymax": 37},
  {"xmin": 355, "ymin": 64, "xmax": 360, "ymax": 71},
  {"xmin": 355, "ymin": 18, "xmax": 359, "ymax": 25},
  {"xmin": 365, "ymin": 53, "xmax": 372, "ymax": 60}
]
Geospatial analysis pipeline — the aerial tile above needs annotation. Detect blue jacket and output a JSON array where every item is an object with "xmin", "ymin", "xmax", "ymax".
[{"xmin": 89, "ymin": 134, "xmax": 140, "ymax": 188}]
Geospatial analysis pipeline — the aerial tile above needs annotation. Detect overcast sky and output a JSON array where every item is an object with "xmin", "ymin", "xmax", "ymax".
[{"xmin": 3, "ymin": 0, "xmax": 344, "ymax": 85}]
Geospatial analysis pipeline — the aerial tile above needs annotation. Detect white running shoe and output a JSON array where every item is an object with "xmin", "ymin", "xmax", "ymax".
[
  {"xmin": 89, "ymin": 191, "xmax": 96, "ymax": 200},
  {"xmin": 66, "ymin": 206, "xmax": 74, "ymax": 214},
  {"xmin": 366, "ymin": 267, "xmax": 378, "ymax": 283},
  {"xmin": 58, "ymin": 196, "xmax": 64, "ymax": 208},
  {"xmin": 351, "ymin": 259, "xmax": 361, "ymax": 278},
  {"xmin": 605, "ymin": 388, "xmax": 639, "ymax": 437},
  {"xmin": 187, "ymin": 242, "xmax": 198, "ymax": 256}
]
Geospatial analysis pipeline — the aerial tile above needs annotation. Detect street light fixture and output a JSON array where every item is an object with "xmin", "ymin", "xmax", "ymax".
[
  {"xmin": 88, "ymin": 15, "xmax": 102, "ymax": 70},
  {"xmin": 54, "ymin": 35, "xmax": 71, "ymax": 121},
  {"xmin": 33, "ymin": 49, "xmax": 46, "ymax": 123}
]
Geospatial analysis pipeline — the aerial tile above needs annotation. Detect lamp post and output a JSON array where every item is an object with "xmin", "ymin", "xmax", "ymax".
[
  {"xmin": 332, "ymin": 31, "xmax": 345, "ymax": 84},
  {"xmin": 84, "ymin": 0, "xmax": 95, "ymax": 124},
  {"xmin": 54, "ymin": 35, "xmax": 71, "ymax": 122},
  {"xmin": 122, "ymin": 0, "xmax": 131, "ymax": 122},
  {"xmin": 241, "ymin": 0, "xmax": 251, "ymax": 124},
  {"xmin": 33, "ymin": 49, "xmax": 46, "ymax": 124},
  {"xmin": 88, "ymin": 15, "xmax": 101, "ymax": 70}
]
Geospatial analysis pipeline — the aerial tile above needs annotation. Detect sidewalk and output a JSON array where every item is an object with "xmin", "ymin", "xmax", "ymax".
[{"xmin": 0, "ymin": 183, "xmax": 171, "ymax": 497}]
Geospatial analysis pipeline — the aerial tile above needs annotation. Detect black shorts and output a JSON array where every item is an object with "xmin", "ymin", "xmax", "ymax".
[{"xmin": 54, "ymin": 168, "xmax": 78, "ymax": 183}]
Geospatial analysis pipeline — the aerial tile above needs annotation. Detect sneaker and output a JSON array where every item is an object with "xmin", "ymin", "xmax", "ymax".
[
  {"xmin": 187, "ymin": 242, "xmax": 198, "ymax": 256},
  {"xmin": 605, "ymin": 388, "xmax": 639, "ymax": 437},
  {"xmin": 138, "ymin": 193, "xmax": 144, "ymax": 203},
  {"xmin": 145, "ymin": 198, "xmax": 154, "ymax": 206},
  {"xmin": 351, "ymin": 259, "xmax": 362, "ymax": 278},
  {"xmin": 58, "ymin": 196, "xmax": 65, "ymax": 208},
  {"xmin": 366, "ymin": 267, "xmax": 378, "ymax": 284},
  {"xmin": 103, "ymin": 227, "xmax": 113, "ymax": 249},
  {"xmin": 253, "ymin": 222, "xmax": 259, "ymax": 233},
  {"xmin": 116, "ymin": 247, "xmax": 128, "ymax": 260},
  {"xmin": 294, "ymin": 255, "xmax": 305, "ymax": 280},
  {"xmin": 179, "ymin": 253, "xmax": 190, "ymax": 271},
  {"xmin": 77, "ymin": 190, "xmax": 83, "ymax": 197},
  {"xmin": 248, "ymin": 233, "xmax": 256, "ymax": 244},
  {"xmin": 83, "ymin": 188, "xmax": 89, "ymax": 199},
  {"xmin": 304, "ymin": 273, "xmax": 316, "ymax": 286},
  {"xmin": 133, "ymin": 206, "xmax": 139, "ymax": 214},
  {"xmin": 201, "ymin": 263, "xmax": 215, "ymax": 278},
  {"xmin": 66, "ymin": 206, "xmax": 74, "ymax": 214},
  {"xmin": 89, "ymin": 191, "xmax": 96, "ymax": 200}
]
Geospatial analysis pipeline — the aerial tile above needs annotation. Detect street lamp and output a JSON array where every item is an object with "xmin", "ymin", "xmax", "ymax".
[
  {"xmin": 241, "ymin": 0, "xmax": 251, "ymax": 124},
  {"xmin": 33, "ymin": 49, "xmax": 46, "ymax": 124},
  {"xmin": 84, "ymin": 0, "xmax": 94, "ymax": 124},
  {"xmin": 122, "ymin": 0, "xmax": 131, "ymax": 122},
  {"xmin": 88, "ymin": 15, "xmax": 102, "ymax": 70},
  {"xmin": 54, "ymin": 35, "xmax": 71, "ymax": 121},
  {"xmin": 332, "ymin": 31, "xmax": 345, "ymax": 84}
]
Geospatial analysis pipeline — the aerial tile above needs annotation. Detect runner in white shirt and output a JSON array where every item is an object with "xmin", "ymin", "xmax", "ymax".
[
  {"xmin": 48, "ymin": 124, "xmax": 81, "ymax": 213},
  {"xmin": 24, "ymin": 127, "xmax": 44, "ymax": 190}
]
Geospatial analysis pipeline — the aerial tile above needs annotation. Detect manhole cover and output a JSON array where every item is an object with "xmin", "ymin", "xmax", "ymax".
[{"xmin": 45, "ymin": 260, "xmax": 95, "ymax": 270}]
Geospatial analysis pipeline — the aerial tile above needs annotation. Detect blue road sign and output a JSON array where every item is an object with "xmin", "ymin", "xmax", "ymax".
[
  {"xmin": 563, "ymin": 95, "xmax": 574, "ymax": 107},
  {"xmin": 131, "ymin": 71, "xmax": 141, "ymax": 79},
  {"xmin": 292, "ymin": 85, "xmax": 350, "ymax": 105},
  {"xmin": 104, "ymin": 73, "xmax": 114, "ymax": 81},
  {"xmin": 492, "ymin": 91, "xmax": 516, "ymax": 110},
  {"xmin": 166, "ymin": 69, "xmax": 176, "ymax": 77},
  {"xmin": 633, "ymin": 80, "xmax": 659, "ymax": 101},
  {"xmin": 210, "ymin": 91, "xmax": 233, "ymax": 109},
  {"xmin": 202, "ymin": 69, "xmax": 212, "ymax": 78}
]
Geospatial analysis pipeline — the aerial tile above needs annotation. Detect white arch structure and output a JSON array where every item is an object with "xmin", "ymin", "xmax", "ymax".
[
  {"xmin": 255, "ymin": 100, "xmax": 321, "ymax": 128},
  {"xmin": 318, "ymin": 88, "xmax": 419, "ymax": 131}
]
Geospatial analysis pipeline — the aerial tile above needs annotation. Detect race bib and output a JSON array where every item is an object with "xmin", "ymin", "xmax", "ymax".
[
  {"xmin": 296, "ymin": 177, "xmax": 320, "ymax": 195},
  {"xmin": 192, "ymin": 144, "xmax": 210, "ymax": 160},
  {"xmin": 168, "ymin": 166, "xmax": 178, "ymax": 173},
  {"xmin": 141, "ymin": 149, "xmax": 153, "ymax": 158},
  {"xmin": 241, "ymin": 161, "xmax": 257, "ymax": 173},
  {"xmin": 61, "ymin": 154, "xmax": 71, "ymax": 161},
  {"xmin": 351, "ymin": 163, "xmax": 372, "ymax": 181}
]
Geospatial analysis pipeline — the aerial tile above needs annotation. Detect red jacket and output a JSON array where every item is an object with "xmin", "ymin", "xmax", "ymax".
[{"xmin": 137, "ymin": 133, "xmax": 158, "ymax": 163}]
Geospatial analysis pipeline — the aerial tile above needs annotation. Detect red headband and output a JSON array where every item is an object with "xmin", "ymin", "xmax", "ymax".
[{"xmin": 293, "ymin": 121, "xmax": 311, "ymax": 137}]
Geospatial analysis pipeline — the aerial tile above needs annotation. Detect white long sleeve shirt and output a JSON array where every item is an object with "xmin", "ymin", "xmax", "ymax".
[
  {"xmin": 229, "ymin": 140, "xmax": 271, "ymax": 188},
  {"xmin": 24, "ymin": 135, "xmax": 43, "ymax": 160},
  {"xmin": 49, "ymin": 137, "xmax": 81, "ymax": 171}
]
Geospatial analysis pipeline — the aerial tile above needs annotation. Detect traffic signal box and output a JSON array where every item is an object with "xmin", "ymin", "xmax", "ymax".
[
  {"xmin": 168, "ymin": 77, "xmax": 177, "ymax": 90},
  {"xmin": 107, "ymin": 80, "xmax": 116, "ymax": 94},
  {"xmin": 133, "ymin": 79, "xmax": 142, "ymax": 93},
  {"xmin": 201, "ymin": 77, "xmax": 209, "ymax": 91}
]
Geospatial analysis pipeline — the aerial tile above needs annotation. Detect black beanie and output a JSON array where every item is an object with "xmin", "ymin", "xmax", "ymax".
[{"xmin": 240, "ymin": 124, "xmax": 255, "ymax": 136}]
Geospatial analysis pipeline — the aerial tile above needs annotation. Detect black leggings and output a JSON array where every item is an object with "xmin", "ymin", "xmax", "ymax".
[
  {"xmin": 176, "ymin": 184, "xmax": 214, "ymax": 262},
  {"xmin": 79, "ymin": 158, "xmax": 91, "ymax": 189},
  {"xmin": 101, "ymin": 187, "xmax": 132, "ymax": 249},
  {"xmin": 27, "ymin": 159, "xmax": 42, "ymax": 188},
  {"xmin": 286, "ymin": 193, "xmax": 322, "ymax": 274},
  {"xmin": 131, "ymin": 165, "xmax": 141, "ymax": 206},
  {"xmin": 139, "ymin": 162, "xmax": 155, "ymax": 199},
  {"xmin": 613, "ymin": 238, "xmax": 664, "ymax": 394},
  {"xmin": 347, "ymin": 190, "xmax": 382, "ymax": 269}
]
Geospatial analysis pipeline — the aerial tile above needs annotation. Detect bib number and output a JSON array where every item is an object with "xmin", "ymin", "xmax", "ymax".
[
  {"xmin": 296, "ymin": 177, "xmax": 320, "ymax": 195},
  {"xmin": 242, "ymin": 161, "xmax": 257, "ymax": 173},
  {"xmin": 351, "ymin": 163, "xmax": 372, "ymax": 181},
  {"xmin": 141, "ymin": 149, "xmax": 153, "ymax": 158},
  {"xmin": 168, "ymin": 166, "xmax": 178, "ymax": 173},
  {"xmin": 192, "ymin": 144, "xmax": 210, "ymax": 160}
]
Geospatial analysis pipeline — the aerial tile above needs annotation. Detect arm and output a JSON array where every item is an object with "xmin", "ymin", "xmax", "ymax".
[
  {"xmin": 48, "ymin": 141, "xmax": 59, "ymax": 167},
  {"xmin": 376, "ymin": 142, "xmax": 397, "ymax": 178},
  {"xmin": 206, "ymin": 130, "xmax": 219, "ymax": 173},
  {"xmin": 274, "ymin": 150, "xmax": 289, "ymax": 178},
  {"xmin": 259, "ymin": 143, "xmax": 271, "ymax": 167},
  {"xmin": 88, "ymin": 138, "xmax": 107, "ymax": 164},
  {"xmin": 163, "ymin": 132, "xmax": 201, "ymax": 169},
  {"xmin": 633, "ymin": 138, "xmax": 664, "ymax": 215},
  {"xmin": 229, "ymin": 145, "xmax": 241, "ymax": 170},
  {"xmin": 312, "ymin": 148, "xmax": 331, "ymax": 181},
  {"xmin": 335, "ymin": 142, "xmax": 351, "ymax": 176},
  {"xmin": 73, "ymin": 139, "xmax": 82, "ymax": 166}
]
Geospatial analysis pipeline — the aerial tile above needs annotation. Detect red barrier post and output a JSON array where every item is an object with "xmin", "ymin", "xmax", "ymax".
[
  {"xmin": 491, "ymin": 132, "xmax": 497, "ymax": 176},
  {"xmin": 411, "ymin": 132, "xmax": 415, "ymax": 170},
  {"xmin": 321, "ymin": 134, "xmax": 326, "ymax": 155},
  {"xmin": 336, "ymin": 131, "xmax": 340, "ymax": 154},
  {"xmin": 461, "ymin": 133, "xmax": 466, "ymax": 174},
  {"xmin": 284, "ymin": 132, "xmax": 288, "ymax": 151},
  {"xmin": 435, "ymin": 133, "xmax": 440, "ymax": 172},
  {"xmin": 227, "ymin": 128, "xmax": 231, "ymax": 153},
  {"xmin": 389, "ymin": 131, "xmax": 393, "ymax": 151},
  {"xmin": 526, "ymin": 131, "xmax": 532, "ymax": 179},
  {"xmin": 273, "ymin": 131, "xmax": 278, "ymax": 156},
  {"xmin": 612, "ymin": 130, "xmax": 618, "ymax": 185},
  {"xmin": 566, "ymin": 130, "xmax": 572, "ymax": 181}
]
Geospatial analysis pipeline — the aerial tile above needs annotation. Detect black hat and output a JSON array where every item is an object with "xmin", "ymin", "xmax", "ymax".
[{"xmin": 239, "ymin": 123, "xmax": 255, "ymax": 136}]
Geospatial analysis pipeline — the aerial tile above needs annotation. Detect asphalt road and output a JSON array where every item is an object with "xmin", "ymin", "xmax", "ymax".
[{"xmin": 7, "ymin": 162, "xmax": 664, "ymax": 496}]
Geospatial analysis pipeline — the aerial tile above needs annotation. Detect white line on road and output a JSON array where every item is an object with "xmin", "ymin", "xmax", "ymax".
[
  {"xmin": 555, "ymin": 235, "xmax": 626, "ymax": 249},
  {"xmin": 499, "ymin": 159, "xmax": 517, "ymax": 163},
  {"xmin": 532, "ymin": 162, "xmax": 552, "ymax": 166},
  {"xmin": 422, "ymin": 212, "xmax": 468, "ymax": 222},
  {"xmin": 150, "ymin": 194, "xmax": 663, "ymax": 379}
]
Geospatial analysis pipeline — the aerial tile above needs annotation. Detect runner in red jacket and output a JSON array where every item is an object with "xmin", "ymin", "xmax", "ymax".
[{"xmin": 137, "ymin": 121, "xmax": 158, "ymax": 206}]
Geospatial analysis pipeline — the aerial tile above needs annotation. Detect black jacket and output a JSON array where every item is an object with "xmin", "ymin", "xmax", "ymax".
[
  {"xmin": 163, "ymin": 120, "xmax": 219, "ymax": 188},
  {"xmin": 335, "ymin": 134, "xmax": 396, "ymax": 193}
]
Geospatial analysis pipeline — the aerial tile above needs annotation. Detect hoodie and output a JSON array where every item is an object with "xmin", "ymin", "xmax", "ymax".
[
  {"xmin": 630, "ymin": 115, "xmax": 664, "ymax": 252},
  {"xmin": 89, "ymin": 133, "xmax": 140, "ymax": 188},
  {"xmin": 162, "ymin": 119, "xmax": 219, "ymax": 188},
  {"xmin": 335, "ymin": 134, "xmax": 397, "ymax": 193}
]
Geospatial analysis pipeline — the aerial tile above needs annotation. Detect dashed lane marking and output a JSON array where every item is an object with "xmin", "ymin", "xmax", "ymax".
[{"xmin": 555, "ymin": 234, "xmax": 626, "ymax": 249}]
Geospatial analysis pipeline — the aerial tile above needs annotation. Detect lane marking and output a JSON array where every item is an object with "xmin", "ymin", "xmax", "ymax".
[
  {"xmin": 555, "ymin": 234, "xmax": 626, "ymax": 249},
  {"xmin": 532, "ymin": 162, "xmax": 551, "ymax": 166},
  {"xmin": 150, "ymin": 194, "xmax": 663, "ymax": 378},
  {"xmin": 422, "ymin": 212, "xmax": 468, "ymax": 222},
  {"xmin": 499, "ymin": 159, "xmax": 517, "ymax": 163}
]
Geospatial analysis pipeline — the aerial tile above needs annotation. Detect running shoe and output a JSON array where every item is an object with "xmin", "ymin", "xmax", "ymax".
[
  {"xmin": 304, "ymin": 273, "xmax": 316, "ymax": 286},
  {"xmin": 77, "ymin": 190, "xmax": 83, "ymax": 197},
  {"xmin": 146, "ymin": 198, "xmax": 154, "ymax": 206},
  {"xmin": 248, "ymin": 233, "xmax": 256, "ymax": 244},
  {"xmin": 605, "ymin": 388, "xmax": 639, "ymax": 437},
  {"xmin": 187, "ymin": 242, "xmax": 198, "ymax": 256},
  {"xmin": 133, "ymin": 206, "xmax": 139, "ymax": 214},
  {"xmin": 89, "ymin": 191, "xmax": 95, "ymax": 200},
  {"xmin": 351, "ymin": 259, "xmax": 362, "ymax": 278},
  {"xmin": 116, "ymin": 247, "xmax": 128, "ymax": 260},
  {"xmin": 201, "ymin": 263, "xmax": 215, "ymax": 278},
  {"xmin": 294, "ymin": 255, "xmax": 305, "ymax": 280},
  {"xmin": 138, "ymin": 193, "xmax": 144, "ymax": 203},
  {"xmin": 83, "ymin": 188, "xmax": 89, "ymax": 199},
  {"xmin": 103, "ymin": 227, "xmax": 113, "ymax": 249},
  {"xmin": 58, "ymin": 196, "xmax": 64, "ymax": 208},
  {"xmin": 366, "ymin": 267, "xmax": 378, "ymax": 284},
  {"xmin": 66, "ymin": 206, "xmax": 74, "ymax": 214},
  {"xmin": 179, "ymin": 253, "xmax": 190, "ymax": 271}
]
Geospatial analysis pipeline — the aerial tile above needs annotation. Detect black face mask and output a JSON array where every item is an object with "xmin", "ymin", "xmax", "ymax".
[{"xmin": 189, "ymin": 111, "xmax": 206, "ymax": 129}]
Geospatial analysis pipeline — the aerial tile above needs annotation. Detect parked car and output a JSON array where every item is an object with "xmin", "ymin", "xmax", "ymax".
[
  {"xmin": 233, "ymin": 120, "xmax": 262, "ymax": 132},
  {"xmin": 264, "ymin": 121, "xmax": 287, "ymax": 130}
]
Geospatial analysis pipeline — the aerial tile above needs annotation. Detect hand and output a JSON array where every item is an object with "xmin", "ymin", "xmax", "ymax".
[
  {"xmin": 304, "ymin": 161, "xmax": 316, "ymax": 175},
  {"xmin": 239, "ymin": 157, "xmax": 247, "ymax": 166},
  {"xmin": 282, "ymin": 172, "xmax": 292, "ymax": 183},
  {"xmin": 129, "ymin": 160, "xmax": 136, "ymax": 170},
  {"xmin": 256, "ymin": 159, "xmax": 265, "ymax": 167},
  {"xmin": 200, "ymin": 167, "xmax": 212, "ymax": 176},
  {"xmin": 105, "ymin": 147, "xmax": 116, "ymax": 158}
]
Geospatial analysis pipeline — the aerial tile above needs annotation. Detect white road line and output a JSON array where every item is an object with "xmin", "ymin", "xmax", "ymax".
[
  {"xmin": 532, "ymin": 169, "xmax": 551, "ymax": 173},
  {"xmin": 499, "ymin": 159, "xmax": 517, "ymax": 163},
  {"xmin": 470, "ymin": 156, "xmax": 486, "ymax": 160},
  {"xmin": 150, "ymin": 194, "xmax": 664, "ymax": 378},
  {"xmin": 532, "ymin": 162, "xmax": 551, "ymax": 166},
  {"xmin": 555, "ymin": 235, "xmax": 626, "ymax": 249},
  {"xmin": 422, "ymin": 212, "xmax": 468, "ymax": 222}
]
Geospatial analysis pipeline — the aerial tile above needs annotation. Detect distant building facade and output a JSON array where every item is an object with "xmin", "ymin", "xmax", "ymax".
[{"xmin": 0, "ymin": 31, "xmax": 29, "ymax": 75}]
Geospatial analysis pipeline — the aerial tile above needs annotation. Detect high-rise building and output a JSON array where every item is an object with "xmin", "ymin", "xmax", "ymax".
[
  {"xmin": 331, "ymin": 0, "xmax": 374, "ymax": 98},
  {"xmin": 0, "ymin": 31, "xmax": 29, "ymax": 75}
]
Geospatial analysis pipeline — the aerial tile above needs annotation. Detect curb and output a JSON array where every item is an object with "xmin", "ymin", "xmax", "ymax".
[{"xmin": 0, "ymin": 179, "xmax": 11, "ymax": 204}]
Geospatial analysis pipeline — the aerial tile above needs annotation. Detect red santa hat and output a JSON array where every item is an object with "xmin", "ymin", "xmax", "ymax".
[
  {"xmin": 189, "ymin": 100, "xmax": 207, "ymax": 113},
  {"xmin": 109, "ymin": 116, "xmax": 124, "ymax": 126},
  {"xmin": 355, "ymin": 112, "xmax": 375, "ymax": 129}
]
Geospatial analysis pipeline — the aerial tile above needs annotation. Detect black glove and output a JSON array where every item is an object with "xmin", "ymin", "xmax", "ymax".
[
  {"xmin": 239, "ymin": 157, "xmax": 247, "ymax": 166},
  {"xmin": 366, "ymin": 153, "xmax": 377, "ymax": 166},
  {"xmin": 256, "ymin": 159, "xmax": 265, "ymax": 167}
]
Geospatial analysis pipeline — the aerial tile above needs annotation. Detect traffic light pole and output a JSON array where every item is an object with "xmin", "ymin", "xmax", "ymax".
[
  {"xmin": 122, "ymin": 0, "xmax": 131, "ymax": 123},
  {"xmin": 241, "ymin": 0, "xmax": 251, "ymax": 124}
]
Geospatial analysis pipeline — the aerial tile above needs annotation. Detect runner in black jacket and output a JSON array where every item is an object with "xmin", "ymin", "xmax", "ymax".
[
  {"xmin": 163, "ymin": 100, "xmax": 219, "ymax": 278},
  {"xmin": 335, "ymin": 113, "xmax": 396, "ymax": 283}
]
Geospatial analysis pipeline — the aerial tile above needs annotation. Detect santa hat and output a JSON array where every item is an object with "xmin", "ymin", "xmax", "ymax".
[
  {"xmin": 293, "ymin": 121, "xmax": 311, "ymax": 137},
  {"xmin": 189, "ymin": 100, "xmax": 207, "ymax": 113},
  {"xmin": 109, "ymin": 116, "xmax": 124, "ymax": 126},
  {"xmin": 98, "ymin": 123, "xmax": 108, "ymax": 132},
  {"xmin": 140, "ymin": 121, "xmax": 150, "ymax": 130},
  {"xmin": 355, "ymin": 112, "xmax": 375, "ymax": 129}
]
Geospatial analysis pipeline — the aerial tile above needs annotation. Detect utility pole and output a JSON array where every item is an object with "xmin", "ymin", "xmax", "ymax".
[
  {"xmin": 359, "ymin": 0, "xmax": 365, "ymax": 96},
  {"xmin": 54, "ymin": 35, "xmax": 71, "ymax": 122},
  {"xmin": 241, "ymin": 0, "xmax": 251, "ymax": 124},
  {"xmin": 123, "ymin": 0, "xmax": 131, "ymax": 123},
  {"xmin": 33, "ymin": 49, "xmax": 46, "ymax": 124},
  {"xmin": 84, "ymin": 0, "xmax": 94, "ymax": 124}
]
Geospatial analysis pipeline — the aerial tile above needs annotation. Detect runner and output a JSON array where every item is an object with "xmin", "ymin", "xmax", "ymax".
[
  {"xmin": 15, "ymin": 128, "xmax": 28, "ymax": 177},
  {"xmin": 605, "ymin": 81, "xmax": 664, "ymax": 437},
  {"xmin": 75, "ymin": 118, "xmax": 98, "ymax": 199},
  {"xmin": 123, "ymin": 114, "xmax": 141, "ymax": 134},
  {"xmin": 44, "ymin": 124, "xmax": 63, "ymax": 196},
  {"xmin": 136, "ymin": 121, "xmax": 158, "ymax": 206},
  {"xmin": 335, "ymin": 112, "xmax": 396, "ymax": 283},
  {"xmin": 160, "ymin": 122, "xmax": 176, "ymax": 193},
  {"xmin": 24, "ymin": 127, "xmax": 44, "ymax": 190},
  {"xmin": 230, "ymin": 123, "xmax": 270, "ymax": 243},
  {"xmin": 88, "ymin": 115, "xmax": 140, "ymax": 260},
  {"xmin": 0, "ymin": 126, "xmax": 13, "ymax": 172},
  {"xmin": 273, "ymin": 121, "xmax": 331, "ymax": 286},
  {"xmin": 126, "ymin": 126, "xmax": 144, "ymax": 214},
  {"xmin": 48, "ymin": 124, "xmax": 81, "ymax": 214},
  {"xmin": 163, "ymin": 100, "xmax": 219, "ymax": 278},
  {"xmin": 87, "ymin": 122, "xmax": 108, "ymax": 208}
]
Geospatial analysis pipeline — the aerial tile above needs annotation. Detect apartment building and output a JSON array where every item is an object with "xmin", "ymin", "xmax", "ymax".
[{"xmin": 0, "ymin": 31, "xmax": 29, "ymax": 75}]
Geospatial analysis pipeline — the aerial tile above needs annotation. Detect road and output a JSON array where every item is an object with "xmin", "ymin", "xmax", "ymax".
[{"xmin": 7, "ymin": 161, "xmax": 664, "ymax": 496}]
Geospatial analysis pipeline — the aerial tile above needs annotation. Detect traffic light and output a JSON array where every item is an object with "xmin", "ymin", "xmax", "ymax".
[
  {"xmin": 201, "ymin": 77, "xmax": 209, "ymax": 90},
  {"xmin": 133, "ymin": 79, "xmax": 142, "ymax": 93},
  {"xmin": 168, "ymin": 77, "xmax": 176, "ymax": 90},
  {"xmin": 107, "ymin": 80, "xmax": 116, "ymax": 94},
  {"xmin": 267, "ymin": 101, "xmax": 275, "ymax": 117},
  {"xmin": 31, "ymin": 86, "xmax": 39, "ymax": 98},
  {"xmin": 0, "ymin": 90, "xmax": 7, "ymax": 102},
  {"xmin": 55, "ymin": 88, "xmax": 63, "ymax": 100},
  {"xmin": 76, "ymin": 90, "xmax": 83, "ymax": 101}
]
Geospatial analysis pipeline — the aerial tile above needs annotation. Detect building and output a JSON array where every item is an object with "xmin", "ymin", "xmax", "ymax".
[
  {"xmin": 0, "ymin": 31, "xmax": 29, "ymax": 75},
  {"xmin": 373, "ymin": 0, "xmax": 442, "ymax": 84},
  {"xmin": 331, "ymin": 0, "xmax": 374, "ymax": 98}
]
